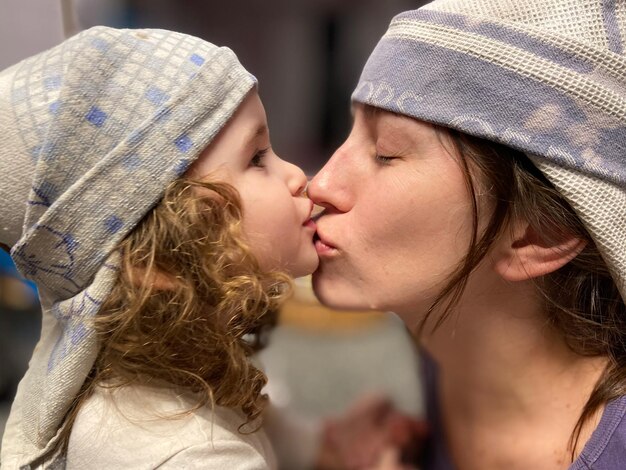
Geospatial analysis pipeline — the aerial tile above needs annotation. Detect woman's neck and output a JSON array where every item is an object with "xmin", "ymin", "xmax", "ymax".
[{"xmin": 418, "ymin": 276, "xmax": 608, "ymax": 469}]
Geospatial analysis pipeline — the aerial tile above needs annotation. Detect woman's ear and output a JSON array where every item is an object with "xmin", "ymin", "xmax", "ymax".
[{"xmin": 493, "ymin": 222, "xmax": 586, "ymax": 282}]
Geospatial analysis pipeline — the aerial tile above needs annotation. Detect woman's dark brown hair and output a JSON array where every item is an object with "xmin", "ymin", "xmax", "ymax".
[
  {"xmin": 425, "ymin": 129, "xmax": 626, "ymax": 459},
  {"xmin": 57, "ymin": 176, "xmax": 290, "ymax": 451}
]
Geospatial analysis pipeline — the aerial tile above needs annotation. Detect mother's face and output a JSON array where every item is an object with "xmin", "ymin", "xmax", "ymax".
[{"xmin": 308, "ymin": 105, "xmax": 477, "ymax": 317}]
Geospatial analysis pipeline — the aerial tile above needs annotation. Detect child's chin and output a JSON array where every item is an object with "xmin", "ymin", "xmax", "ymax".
[{"xmin": 289, "ymin": 257, "xmax": 320, "ymax": 279}]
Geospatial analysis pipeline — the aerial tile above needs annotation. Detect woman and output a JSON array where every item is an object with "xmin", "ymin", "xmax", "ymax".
[{"xmin": 309, "ymin": 0, "xmax": 626, "ymax": 468}]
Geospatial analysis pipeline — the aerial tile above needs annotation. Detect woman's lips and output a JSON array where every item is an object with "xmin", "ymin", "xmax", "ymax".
[
  {"xmin": 313, "ymin": 232, "xmax": 337, "ymax": 255},
  {"xmin": 303, "ymin": 219, "xmax": 317, "ymax": 230}
]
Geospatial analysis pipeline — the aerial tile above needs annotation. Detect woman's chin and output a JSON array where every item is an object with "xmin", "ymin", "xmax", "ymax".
[{"xmin": 311, "ymin": 272, "xmax": 365, "ymax": 311}]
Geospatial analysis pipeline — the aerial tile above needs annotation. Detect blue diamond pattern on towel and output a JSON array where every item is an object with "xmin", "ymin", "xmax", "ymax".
[
  {"xmin": 121, "ymin": 153, "xmax": 141, "ymax": 169},
  {"xmin": 175, "ymin": 134, "xmax": 193, "ymax": 153},
  {"xmin": 44, "ymin": 75, "xmax": 62, "ymax": 90},
  {"xmin": 49, "ymin": 101, "xmax": 61, "ymax": 115},
  {"xmin": 104, "ymin": 215, "xmax": 123, "ymax": 234},
  {"xmin": 145, "ymin": 86, "xmax": 170, "ymax": 106},
  {"xmin": 90, "ymin": 37, "xmax": 110, "ymax": 51},
  {"xmin": 190, "ymin": 53, "xmax": 205, "ymax": 66},
  {"xmin": 175, "ymin": 158, "xmax": 191, "ymax": 175},
  {"xmin": 85, "ymin": 106, "xmax": 108, "ymax": 127}
]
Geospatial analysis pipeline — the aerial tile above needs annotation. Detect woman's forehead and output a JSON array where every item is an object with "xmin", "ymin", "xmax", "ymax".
[
  {"xmin": 351, "ymin": 103, "xmax": 436, "ymax": 137},
  {"xmin": 353, "ymin": 103, "xmax": 425, "ymax": 122}
]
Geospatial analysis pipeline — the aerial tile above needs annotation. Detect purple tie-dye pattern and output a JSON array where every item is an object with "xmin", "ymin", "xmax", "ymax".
[{"xmin": 353, "ymin": 24, "xmax": 626, "ymax": 187}]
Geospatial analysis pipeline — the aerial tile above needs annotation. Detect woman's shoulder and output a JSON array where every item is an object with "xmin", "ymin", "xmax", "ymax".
[
  {"xmin": 66, "ymin": 383, "xmax": 276, "ymax": 469},
  {"xmin": 571, "ymin": 395, "xmax": 626, "ymax": 470}
]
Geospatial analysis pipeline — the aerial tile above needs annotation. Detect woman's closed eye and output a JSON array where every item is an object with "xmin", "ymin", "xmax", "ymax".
[{"xmin": 375, "ymin": 154, "xmax": 397, "ymax": 165}]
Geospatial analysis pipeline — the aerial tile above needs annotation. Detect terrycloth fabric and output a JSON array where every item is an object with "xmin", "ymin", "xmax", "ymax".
[
  {"xmin": 352, "ymin": 0, "xmax": 626, "ymax": 301},
  {"xmin": 66, "ymin": 384, "xmax": 276, "ymax": 469},
  {"xmin": 0, "ymin": 26, "xmax": 255, "ymax": 468}
]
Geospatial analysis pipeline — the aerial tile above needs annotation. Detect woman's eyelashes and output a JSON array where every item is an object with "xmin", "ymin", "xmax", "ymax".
[
  {"xmin": 250, "ymin": 147, "xmax": 270, "ymax": 168},
  {"xmin": 375, "ymin": 154, "xmax": 396, "ymax": 165}
]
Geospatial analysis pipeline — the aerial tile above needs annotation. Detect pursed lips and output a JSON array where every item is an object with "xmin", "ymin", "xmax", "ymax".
[{"xmin": 312, "ymin": 219, "xmax": 338, "ymax": 251}]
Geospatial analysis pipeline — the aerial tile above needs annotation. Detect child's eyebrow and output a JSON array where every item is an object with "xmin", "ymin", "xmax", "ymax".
[{"xmin": 244, "ymin": 124, "xmax": 268, "ymax": 145}]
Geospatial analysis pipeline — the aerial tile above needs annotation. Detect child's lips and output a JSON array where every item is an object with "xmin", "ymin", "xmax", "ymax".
[{"xmin": 302, "ymin": 201, "xmax": 322, "ymax": 231}]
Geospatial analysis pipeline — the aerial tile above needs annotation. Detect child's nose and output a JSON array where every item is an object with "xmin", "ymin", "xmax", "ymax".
[{"xmin": 283, "ymin": 160, "xmax": 308, "ymax": 196}]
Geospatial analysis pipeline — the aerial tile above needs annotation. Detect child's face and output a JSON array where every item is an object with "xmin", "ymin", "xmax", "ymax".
[{"xmin": 187, "ymin": 91, "xmax": 319, "ymax": 278}]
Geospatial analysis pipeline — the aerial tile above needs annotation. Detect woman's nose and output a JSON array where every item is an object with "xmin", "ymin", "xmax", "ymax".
[
  {"xmin": 307, "ymin": 146, "xmax": 353, "ymax": 213},
  {"xmin": 307, "ymin": 168, "xmax": 330, "ymax": 205}
]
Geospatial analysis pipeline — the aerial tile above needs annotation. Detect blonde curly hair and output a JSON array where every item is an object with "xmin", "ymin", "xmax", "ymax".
[{"xmin": 59, "ymin": 176, "xmax": 291, "ymax": 450}]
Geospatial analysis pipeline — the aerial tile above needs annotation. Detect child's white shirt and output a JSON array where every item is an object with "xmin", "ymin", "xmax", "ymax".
[{"xmin": 67, "ymin": 383, "xmax": 277, "ymax": 469}]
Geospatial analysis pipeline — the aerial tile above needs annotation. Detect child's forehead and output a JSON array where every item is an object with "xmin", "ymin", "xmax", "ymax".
[{"xmin": 244, "ymin": 123, "xmax": 269, "ymax": 142}]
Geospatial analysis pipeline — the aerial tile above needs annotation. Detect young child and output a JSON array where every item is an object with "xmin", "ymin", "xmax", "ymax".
[{"xmin": 0, "ymin": 26, "xmax": 317, "ymax": 468}]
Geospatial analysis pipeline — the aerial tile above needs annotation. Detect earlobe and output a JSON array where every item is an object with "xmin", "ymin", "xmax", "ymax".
[{"xmin": 493, "ymin": 223, "xmax": 587, "ymax": 282}]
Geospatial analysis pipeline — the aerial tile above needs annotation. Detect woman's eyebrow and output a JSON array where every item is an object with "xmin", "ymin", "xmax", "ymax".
[
  {"xmin": 350, "ymin": 104, "xmax": 378, "ymax": 119},
  {"xmin": 363, "ymin": 105, "xmax": 380, "ymax": 118}
]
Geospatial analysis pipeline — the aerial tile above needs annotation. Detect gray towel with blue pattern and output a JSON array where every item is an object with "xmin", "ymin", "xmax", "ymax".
[{"xmin": 0, "ymin": 26, "xmax": 255, "ymax": 468}]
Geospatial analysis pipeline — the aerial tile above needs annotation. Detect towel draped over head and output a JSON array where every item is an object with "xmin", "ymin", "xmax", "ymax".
[
  {"xmin": 353, "ymin": 0, "xmax": 626, "ymax": 302},
  {"xmin": 0, "ymin": 26, "xmax": 255, "ymax": 468}
]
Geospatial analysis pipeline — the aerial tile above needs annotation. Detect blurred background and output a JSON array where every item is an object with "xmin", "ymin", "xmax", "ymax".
[
  {"xmin": 0, "ymin": 0, "xmax": 427, "ymax": 463},
  {"xmin": 0, "ymin": 0, "xmax": 421, "ymax": 173}
]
